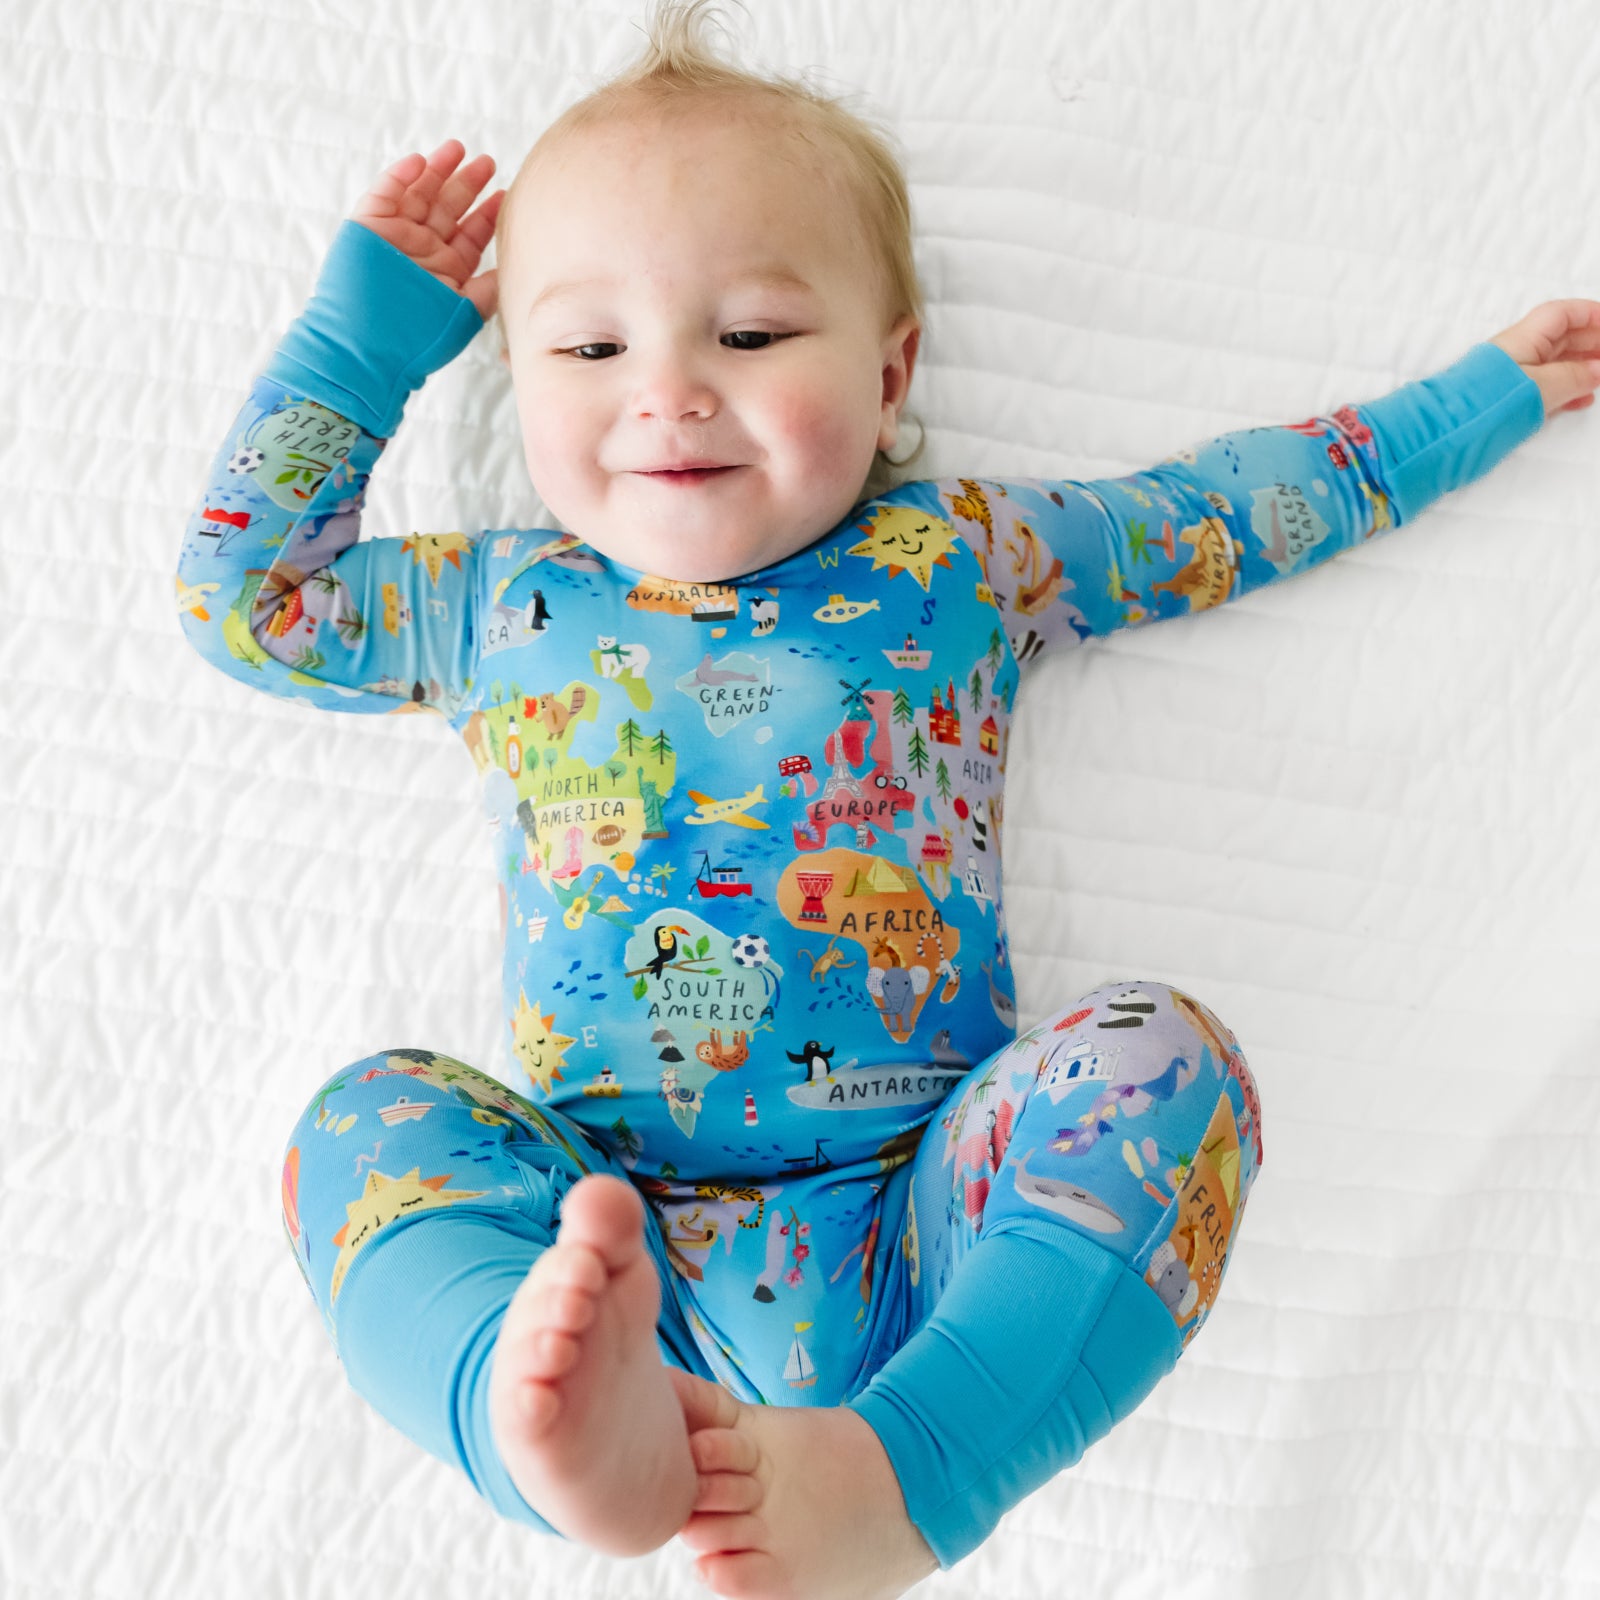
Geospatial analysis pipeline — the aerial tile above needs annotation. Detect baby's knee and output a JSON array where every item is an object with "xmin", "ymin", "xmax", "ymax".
[
  {"xmin": 277, "ymin": 1048, "xmax": 467, "ymax": 1299},
  {"xmin": 281, "ymin": 1045, "xmax": 533, "ymax": 1150},
  {"xmin": 1072, "ymin": 976, "xmax": 1243, "ymax": 1055},
  {"xmin": 279, "ymin": 1045, "xmax": 592, "ymax": 1322},
  {"xmin": 276, "ymin": 1046, "xmax": 626, "ymax": 1289},
  {"xmin": 1057, "ymin": 978, "xmax": 1263, "ymax": 1131}
]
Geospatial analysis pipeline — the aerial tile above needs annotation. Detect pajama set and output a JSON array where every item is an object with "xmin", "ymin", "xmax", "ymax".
[{"xmin": 175, "ymin": 218, "xmax": 1544, "ymax": 1566}]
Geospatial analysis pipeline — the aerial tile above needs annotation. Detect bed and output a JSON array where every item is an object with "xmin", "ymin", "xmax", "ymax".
[{"xmin": 5, "ymin": 0, "xmax": 1598, "ymax": 1594}]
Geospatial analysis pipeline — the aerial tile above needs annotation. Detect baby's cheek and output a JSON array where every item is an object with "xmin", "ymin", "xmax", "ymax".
[
  {"xmin": 517, "ymin": 389, "xmax": 590, "ymax": 501},
  {"xmin": 781, "ymin": 384, "xmax": 872, "ymax": 478}
]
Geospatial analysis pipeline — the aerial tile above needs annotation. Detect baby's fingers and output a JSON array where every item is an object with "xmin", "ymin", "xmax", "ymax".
[
  {"xmin": 461, "ymin": 262, "xmax": 499, "ymax": 323},
  {"xmin": 453, "ymin": 185, "xmax": 505, "ymax": 259},
  {"xmin": 430, "ymin": 139, "xmax": 497, "ymax": 227},
  {"xmin": 354, "ymin": 150, "xmax": 429, "ymax": 220},
  {"xmin": 1535, "ymin": 298, "xmax": 1600, "ymax": 361},
  {"xmin": 1490, "ymin": 298, "xmax": 1600, "ymax": 367},
  {"xmin": 358, "ymin": 141, "xmax": 490, "ymax": 230},
  {"xmin": 350, "ymin": 141, "xmax": 500, "ymax": 298}
]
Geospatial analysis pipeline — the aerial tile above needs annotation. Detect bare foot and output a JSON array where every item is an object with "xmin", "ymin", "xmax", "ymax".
[
  {"xmin": 486, "ymin": 1172, "xmax": 698, "ymax": 1555},
  {"xmin": 673, "ymin": 1385, "xmax": 940, "ymax": 1600}
]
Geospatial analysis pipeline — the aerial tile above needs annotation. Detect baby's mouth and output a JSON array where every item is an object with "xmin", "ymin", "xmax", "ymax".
[{"xmin": 636, "ymin": 466, "xmax": 742, "ymax": 486}]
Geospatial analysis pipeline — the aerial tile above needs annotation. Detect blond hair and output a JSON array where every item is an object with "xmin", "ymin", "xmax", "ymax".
[{"xmin": 492, "ymin": 0, "xmax": 927, "ymax": 490}]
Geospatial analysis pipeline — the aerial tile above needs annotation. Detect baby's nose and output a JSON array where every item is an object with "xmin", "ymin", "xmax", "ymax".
[{"xmin": 631, "ymin": 352, "xmax": 719, "ymax": 422}]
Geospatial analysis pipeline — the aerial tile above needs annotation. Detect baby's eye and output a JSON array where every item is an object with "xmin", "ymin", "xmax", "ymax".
[
  {"xmin": 722, "ymin": 330, "xmax": 782, "ymax": 350},
  {"xmin": 567, "ymin": 343, "xmax": 621, "ymax": 361}
]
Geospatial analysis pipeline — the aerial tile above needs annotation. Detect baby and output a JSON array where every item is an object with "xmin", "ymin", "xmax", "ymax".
[{"xmin": 175, "ymin": 3, "xmax": 1600, "ymax": 1597}]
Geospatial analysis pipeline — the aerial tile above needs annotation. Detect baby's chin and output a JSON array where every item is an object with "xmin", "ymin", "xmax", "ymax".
[{"xmin": 531, "ymin": 464, "xmax": 873, "ymax": 582}]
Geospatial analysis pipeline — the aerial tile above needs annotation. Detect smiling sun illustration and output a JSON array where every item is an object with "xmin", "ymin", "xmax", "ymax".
[
  {"xmin": 329, "ymin": 1167, "xmax": 487, "ymax": 1302},
  {"xmin": 846, "ymin": 505, "xmax": 958, "ymax": 590},
  {"xmin": 512, "ymin": 988, "xmax": 577, "ymax": 1095},
  {"xmin": 401, "ymin": 531, "xmax": 475, "ymax": 586}
]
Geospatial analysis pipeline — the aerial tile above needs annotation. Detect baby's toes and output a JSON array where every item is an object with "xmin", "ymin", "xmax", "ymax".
[
  {"xmin": 536, "ymin": 1276, "xmax": 600, "ymax": 1340},
  {"xmin": 689, "ymin": 1426, "xmax": 764, "ymax": 1513},
  {"xmin": 527, "ymin": 1242, "xmax": 605, "ymax": 1327},
  {"xmin": 677, "ymin": 1508, "xmax": 768, "ymax": 1558},
  {"xmin": 693, "ymin": 1548, "xmax": 785, "ymax": 1600},
  {"xmin": 691, "ymin": 1471, "xmax": 764, "ymax": 1514},
  {"xmin": 500, "ymin": 1248, "xmax": 602, "ymax": 1374},
  {"xmin": 690, "ymin": 1426, "xmax": 760, "ymax": 1477},
  {"xmin": 547, "ymin": 1237, "xmax": 609, "ymax": 1298}
]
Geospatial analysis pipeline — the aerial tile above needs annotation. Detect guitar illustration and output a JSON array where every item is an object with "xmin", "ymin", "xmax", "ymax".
[{"xmin": 563, "ymin": 868, "xmax": 606, "ymax": 930}]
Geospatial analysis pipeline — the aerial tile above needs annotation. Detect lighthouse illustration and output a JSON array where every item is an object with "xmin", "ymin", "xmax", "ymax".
[{"xmin": 744, "ymin": 1090, "xmax": 758, "ymax": 1126}]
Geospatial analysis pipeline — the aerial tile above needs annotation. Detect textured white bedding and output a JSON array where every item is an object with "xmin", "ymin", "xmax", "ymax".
[{"xmin": 5, "ymin": 1, "xmax": 1599, "ymax": 1595}]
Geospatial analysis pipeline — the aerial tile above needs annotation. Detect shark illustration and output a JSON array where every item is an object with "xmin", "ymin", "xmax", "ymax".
[{"xmin": 1010, "ymin": 1148, "xmax": 1127, "ymax": 1234}]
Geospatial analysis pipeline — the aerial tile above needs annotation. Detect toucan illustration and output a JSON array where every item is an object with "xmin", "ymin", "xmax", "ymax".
[{"xmin": 648, "ymin": 923, "xmax": 689, "ymax": 978}]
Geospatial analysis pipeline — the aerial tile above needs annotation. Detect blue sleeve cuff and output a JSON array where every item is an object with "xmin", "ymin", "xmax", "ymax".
[
  {"xmin": 261, "ymin": 217, "xmax": 486, "ymax": 439},
  {"xmin": 1359, "ymin": 341, "xmax": 1544, "ymax": 525}
]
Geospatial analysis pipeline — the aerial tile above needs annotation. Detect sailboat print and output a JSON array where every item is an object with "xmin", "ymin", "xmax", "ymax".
[{"xmin": 785, "ymin": 1322, "xmax": 817, "ymax": 1389}]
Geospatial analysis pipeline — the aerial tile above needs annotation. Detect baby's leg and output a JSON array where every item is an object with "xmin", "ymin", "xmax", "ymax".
[
  {"xmin": 281, "ymin": 1046, "xmax": 719, "ymax": 1553},
  {"xmin": 846, "ymin": 980, "xmax": 1266, "ymax": 1568}
]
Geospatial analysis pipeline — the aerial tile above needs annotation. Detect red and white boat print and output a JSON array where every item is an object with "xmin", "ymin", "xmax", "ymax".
[{"xmin": 694, "ymin": 851, "xmax": 753, "ymax": 898}]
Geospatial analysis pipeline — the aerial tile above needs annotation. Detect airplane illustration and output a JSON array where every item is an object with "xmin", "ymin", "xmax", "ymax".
[
  {"xmin": 175, "ymin": 575, "xmax": 221, "ymax": 621},
  {"xmin": 684, "ymin": 785, "xmax": 770, "ymax": 829}
]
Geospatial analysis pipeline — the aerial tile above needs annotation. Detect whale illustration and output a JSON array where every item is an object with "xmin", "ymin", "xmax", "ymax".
[
  {"xmin": 1010, "ymin": 1148, "xmax": 1126, "ymax": 1234},
  {"xmin": 982, "ymin": 959, "xmax": 1017, "ymax": 1030}
]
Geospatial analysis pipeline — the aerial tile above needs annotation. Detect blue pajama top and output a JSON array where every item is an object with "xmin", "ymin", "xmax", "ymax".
[{"xmin": 175, "ymin": 218, "xmax": 1544, "ymax": 1198}]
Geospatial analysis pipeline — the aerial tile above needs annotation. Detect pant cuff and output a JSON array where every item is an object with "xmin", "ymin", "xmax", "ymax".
[
  {"xmin": 334, "ymin": 1207, "xmax": 562, "ymax": 1533},
  {"xmin": 846, "ymin": 1220, "xmax": 1181, "ymax": 1567}
]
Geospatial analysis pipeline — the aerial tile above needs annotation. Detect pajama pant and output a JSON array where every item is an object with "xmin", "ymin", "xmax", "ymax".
[{"xmin": 280, "ymin": 979, "xmax": 1264, "ymax": 1568}]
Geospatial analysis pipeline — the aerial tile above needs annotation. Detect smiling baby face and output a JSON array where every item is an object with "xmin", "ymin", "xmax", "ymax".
[{"xmin": 496, "ymin": 95, "xmax": 920, "ymax": 583}]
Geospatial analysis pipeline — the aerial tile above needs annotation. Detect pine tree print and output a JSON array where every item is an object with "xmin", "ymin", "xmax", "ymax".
[{"xmin": 610, "ymin": 1116, "xmax": 643, "ymax": 1162}]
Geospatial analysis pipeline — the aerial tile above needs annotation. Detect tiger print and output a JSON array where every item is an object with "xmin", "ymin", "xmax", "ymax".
[{"xmin": 693, "ymin": 1182, "xmax": 768, "ymax": 1230}]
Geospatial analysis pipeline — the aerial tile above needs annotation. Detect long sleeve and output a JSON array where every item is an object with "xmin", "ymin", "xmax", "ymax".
[
  {"xmin": 175, "ymin": 219, "xmax": 490, "ymax": 719},
  {"xmin": 923, "ymin": 342, "xmax": 1545, "ymax": 667}
]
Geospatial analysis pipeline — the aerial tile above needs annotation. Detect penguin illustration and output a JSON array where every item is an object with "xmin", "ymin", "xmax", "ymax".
[
  {"xmin": 648, "ymin": 923, "xmax": 688, "ymax": 979},
  {"xmin": 786, "ymin": 1040, "xmax": 834, "ymax": 1085},
  {"xmin": 523, "ymin": 589, "xmax": 550, "ymax": 631}
]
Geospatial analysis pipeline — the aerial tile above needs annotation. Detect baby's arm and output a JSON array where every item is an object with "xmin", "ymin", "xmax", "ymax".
[
  {"xmin": 175, "ymin": 154, "xmax": 497, "ymax": 720},
  {"xmin": 919, "ymin": 339, "xmax": 1554, "ymax": 667}
]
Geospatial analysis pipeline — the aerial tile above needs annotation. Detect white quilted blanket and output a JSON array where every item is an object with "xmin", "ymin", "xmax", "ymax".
[{"xmin": 6, "ymin": 1, "xmax": 1599, "ymax": 1595}]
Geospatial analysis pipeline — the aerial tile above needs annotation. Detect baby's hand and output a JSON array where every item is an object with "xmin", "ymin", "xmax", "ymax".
[
  {"xmin": 1488, "ymin": 298, "xmax": 1600, "ymax": 419},
  {"xmin": 350, "ymin": 139, "xmax": 505, "ymax": 320}
]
